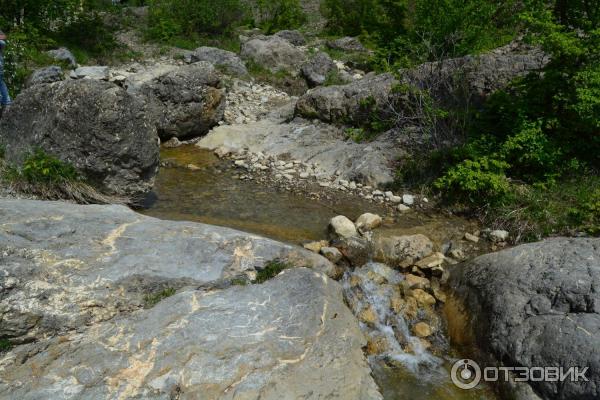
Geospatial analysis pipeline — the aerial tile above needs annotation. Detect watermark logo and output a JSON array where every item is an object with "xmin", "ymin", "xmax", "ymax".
[{"xmin": 451, "ymin": 359, "xmax": 589, "ymax": 389}]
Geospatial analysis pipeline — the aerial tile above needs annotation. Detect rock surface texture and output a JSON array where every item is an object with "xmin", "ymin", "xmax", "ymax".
[
  {"xmin": 136, "ymin": 62, "xmax": 226, "ymax": 140},
  {"xmin": 449, "ymin": 238, "xmax": 600, "ymax": 400},
  {"xmin": 0, "ymin": 79, "xmax": 159, "ymax": 198},
  {"xmin": 26, "ymin": 66, "xmax": 65, "ymax": 87},
  {"xmin": 0, "ymin": 200, "xmax": 381, "ymax": 399},
  {"xmin": 241, "ymin": 36, "xmax": 307, "ymax": 75},
  {"xmin": 301, "ymin": 52, "xmax": 337, "ymax": 87},
  {"xmin": 183, "ymin": 46, "xmax": 248, "ymax": 77}
]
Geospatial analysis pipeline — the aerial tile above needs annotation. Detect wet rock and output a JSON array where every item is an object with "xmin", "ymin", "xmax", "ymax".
[
  {"xmin": 404, "ymin": 274, "xmax": 431, "ymax": 290},
  {"xmin": 241, "ymin": 36, "xmax": 307, "ymax": 75},
  {"xmin": 413, "ymin": 322, "xmax": 433, "ymax": 338},
  {"xmin": 414, "ymin": 252, "xmax": 445, "ymax": 269},
  {"xmin": 321, "ymin": 246, "xmax": 343, "ymax": 263},
  {"xmin": 355, "ymin": 213, "xmax": 382, "ymax": 233},
  {"xmin": 72, "ymin": 66, "xmax": 109, "ymax": 80},
  {"xmin": 183, "ymin": 46, "xmax": 248, "ymax": 76},
  {"xmin": 26, "ymin": 66, "xmax": 64, "ymax": 87},
  {"xmin": 329, "ymin": 215, "xmax": 358, "ymax": 239},
  {"xmin": 303, "ymin": 239, "xmax": 329, "ymax": 253},
  {"xmin": 449, "ymin": 238, "xmax": 600, "ymax": 400},
  {"xmin": 333, "ymin": 236, "xmax": 372, "ymax": 267},
  {"xmin": 327, "ymin": 37, "xmax": 368, "ymax": 52},
  {"xmin": 373, "ymin": 234, "xmax": 434, "ymax": 268},
  {"xmin": 0, "ymin": 199, "xmax": 337, "ymax": 343},
  {"xmin": 0, "ymin": 266, "xmax": 381, "ymax": 399},
  {"xmin": 138, "ymin": 62, "xmax": 225, "ymax": 140},
  {"xmin": 409, "ymin": 289, "xmax": 436, "ymax": 307},
  {"xmin": 0, "ymin": 80, "xmax": 159, "ymax": 199},
  {"xmin": 301, "ymin": 52, "xmax": 337, "ymax": 87},
  {"xmin": 46, "ymin": 47, "xmax": 77, "ymax": 67},
  {"xmin": 295, "ymin": 73, "xmax": 397, "ymax": 125},
  {"xmin": 274, "ymin": 29, "xmax": 306, "ymax": 46}
]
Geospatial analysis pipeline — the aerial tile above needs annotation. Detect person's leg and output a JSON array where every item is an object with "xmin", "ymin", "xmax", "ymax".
[{"xmin": 0, "ymin": 71, "xmax": 12, "ymax": 106}]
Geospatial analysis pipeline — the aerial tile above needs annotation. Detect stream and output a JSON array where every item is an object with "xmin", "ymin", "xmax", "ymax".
[{"xmin": 141, "ymin": 144, "xmax": 498, "ymax": 400}]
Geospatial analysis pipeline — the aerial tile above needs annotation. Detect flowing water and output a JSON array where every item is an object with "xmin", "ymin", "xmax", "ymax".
[{"xmin": 141, "ymin": 144, "xmax": 498, "ymax": 399}]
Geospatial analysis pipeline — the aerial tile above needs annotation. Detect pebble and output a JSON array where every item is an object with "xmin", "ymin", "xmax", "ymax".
[
  {"xmin": 402, "ymin": 194, "xmax": 415, "ymax": 205},
  {"xmin": 464, "ymin": 232, "xmax": 479, "ymax": 243}
]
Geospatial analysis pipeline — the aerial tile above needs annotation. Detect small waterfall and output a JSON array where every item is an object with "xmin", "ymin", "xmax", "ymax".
[{"xmin": 342, "ymin": 262, "xmax": 448, "ymax": 383}]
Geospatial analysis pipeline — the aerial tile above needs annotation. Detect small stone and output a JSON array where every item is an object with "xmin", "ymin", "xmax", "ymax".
[
  {"xmin": 303, "ymin": 240, "xmax": 329, "ymax": 253},
  {"xmin": 415, "ymin": 252, "xmax": 445, "ymax": 269},
  {"xmin": 404, "ymin": 274, "xmax": 430, "ymax": 290},
  {"xmin": 186, "ymin": 164, "xmax": 201, "ymax": 171},
  {"xmin": 319, "ymin": 182, "xmax": 331, "ymax": 188},
  {"xmin": 355, "ymin": 213, "xmax": 382, "ymax": 233},
  {"xmin": 450, "ymin": 249, "xmax": 465, "ymax": 260},
  {"xmin": 410, "ymin": 289, "xmax": 436, "ymax": 307},
  {"xmin": 389, "ymin": 195, "xmax": 402, "ymax": 203},
  {"xmin": 464, "ymin": 232, "xmax": 479, "ymax": 243},
  {"xmin": 162, "ymin": 137, "xmax": 182, "ymax": 148},
  {"xmin": 320, "ymin": 247, "xmax": 343, "ymax": 263},
  {"xmin": 299, "ymin": 172, "xmax": 309, "ymax": 179},
  {"xmin": 397, "ymin": 204, "xmax": 411, "ymax": 212},
  {"xmin": 489, "ymin": 229, "xmax": 509, "ymax": 242},
  {"xmin": 413, "ymin": 322, "xmax": 433, "ymax": 338},
  {"xmin": 402, "ymin": 194, "xmax": 415, "ymax": 205},
  {"xmin": 329, "ymin": 215, "xmax": 358, "ymax": 238},
  {"xmin": 358, "ymin": 305, "xmax": 378, "ymax": 325}
]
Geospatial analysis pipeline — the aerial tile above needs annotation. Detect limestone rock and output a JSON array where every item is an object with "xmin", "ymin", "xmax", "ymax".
[
  {"xmin": 410, "ymin": 289, "xmax": 437, "ymax": 307},
  {"xmin": 301, "ymin": 52, "xmax": 337, "ymax": 87},
  {"xmin": 0, "ymin": 79, "xmax": 159, "ymax": 199},
  {"xmin": 241, "ymin": 36, "xmax": 307, "ymax": 75},
  {"xmin": 449, "ymin": 238, "xmax": 600, "ymax": 400},
  {"xmin": 137, "ymin": 62, "xmax": 225, "ymax": 140},
  {"xmin": 183, "ymin": 46, "xmax": 248, "ymax": 76},
  {"xmin": 373, "ymin": 234, "xmax": 434, "ymax": 268},
  {"xmin": 333, "ymin": 236, "xmax": 372, "ymax": 267},
  {"xmin": 46, "ymin": 47, "xmax": 77, "ymax": 67},
  {"xmin": 303, "ymin": 239, "xmax": 329, "ymax": 253},
  {"xmin": 0, "ymin": 199, "xmax": 338, "ymax": 343},
  {"xmin": 73, "ymin": 66, "xmax": 109, "ymax": 80},
  {"xmin": 329, "ymin": 215, "xmax": 358, "ymax": 238},
  {"xmin": 274, "ymin": 29, "xmax": 306, "ymax": 46},
  {"xmin": 414, "ymin": 252, "xmax": 445, "ymax": 269},
  {"xmin": 355, "ymin": 213, "xmax": 383, "ymax": 233},
  {"xmin": 413, "ymin": 322, "xmax": 433, "ymax": 338},
  {"xmin": 26, "ymin": 66, "xmax": 64, "ymax": 87},
  {"xmin": 321, "ymin": 246, "xmax": 343, "ymax": 263},
  {"xmin": 327, "ymin": 37, "xmax": 368, "ymax": 52}
]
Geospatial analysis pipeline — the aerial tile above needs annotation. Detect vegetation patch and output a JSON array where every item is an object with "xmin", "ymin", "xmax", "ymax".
[
  {"xmin": 0, "ymin": 339, "xmax": 12, "ymax": 353},
  {"xmin": 144, "ymin": 287, "xmax": 177, "ymax": 308},
  {"xmin": 253, "ymin": 259, "xmax": 292, "ymax": 284}
]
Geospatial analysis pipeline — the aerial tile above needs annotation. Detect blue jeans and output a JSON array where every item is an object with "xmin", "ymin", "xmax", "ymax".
[{"xmin": 0, "ymin": 71, "xmax": 11, "ymax": 106}]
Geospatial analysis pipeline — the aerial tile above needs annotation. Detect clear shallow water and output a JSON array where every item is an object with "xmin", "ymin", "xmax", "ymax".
[{"xmin": 141, "ymin": 144, "xmax": 498, "ymax": 399}]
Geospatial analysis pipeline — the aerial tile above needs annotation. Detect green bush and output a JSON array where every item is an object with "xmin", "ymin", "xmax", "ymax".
[
  {"xmin": 147, "ymin": 0, "xmax": 248, "ymax": 40},
  {"xmin": 16, "ymin": 150, "xmax": 79, "ymax": 184},
  {"xmin": 255, "ymin": 0, "xmax": 306, "ymax": 34},
  {"xmin": 434, "ymin": 156, "xmax": 510, "ymax": 204},
  {"xmin": 253, "ymin": 259, "xmax": 290, "ymax": 284},
  {"xmin": 144, "ymin": 287, "xmax": 176, "ymax": 308}
]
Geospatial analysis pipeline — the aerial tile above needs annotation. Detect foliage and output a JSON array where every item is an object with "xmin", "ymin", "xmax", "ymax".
[
  {"xmin": 0, "ymin": 338, "xmax": 12, "ymax": 352},
  {"xmin": 144, "ymin": 287, "xmax": 176, "ymax": 308},
  {"xmin": 10, "ymin": 150, "xmax": 80, "ymax": 184},
  {"xmin": 255, "ymin": 0, "xmax": 306, "ymax": 34},
  {"xmin": 146, "ymin": 0, "xmax": 248, "ymax": 40},
  {"xmin": 253, "ymin": 259, "xmax": 291, "ymax": 284}
]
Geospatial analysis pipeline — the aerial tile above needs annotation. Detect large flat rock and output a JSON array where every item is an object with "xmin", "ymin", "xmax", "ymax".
[
  {"xmin": 0, "ymin": 268, "xmax": 381, "ymax": 399},
  {"xmin": 0, "ymin": 199, "xmax": 335, "ymax": 342}
]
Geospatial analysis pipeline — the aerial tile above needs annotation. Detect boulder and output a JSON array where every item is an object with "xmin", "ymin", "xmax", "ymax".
[
  {"xmin": 183, "ymin": 46, "xmax": 248, "ymax": 76},
  {"xmin": 0, "ymin": 201, "xmax": 380, "ymax": 399},
  {"xmin": 0, "ymin": 79, "xmax": 159, "ymax": 199},
  {"xmin": 373, "ymin": 234, "xmax": 434, "ymax": 268},
  {"xmin": 274, "ymin": 29, "xmax": 306, "ymax": 46},
  {"xmin": 25, "ymin": 66, "xmax": 64, "ymax": 87},
  {"xmin": 137, "ymin": 62, "xmax": 225, "ymax": 140},
  {"xmin": 333, "ymin": 236, "xmax": 372, "ymax": 267},
  {"xmin": 0, "ymin": 199, "xmax": 338, "ymax": 343},
  {"xmin": 327, "ymin": 36, "xmax": 368, "ymax": 52},
  {"xmin": 329, "ymin": 215, "xmax": 358, "ymax": 238},
  {"xmin": 295, "ymin": 73, "xmax": 398, "ymax": 125},
  {"xmin": 449, "ymin": 238, "xmax": 600, "ymax": 400},
  {"xmin": 301, "ymin": 51, "xmax": 337, "ymax": 87},
  {"xmin": 403, "ymin": 44, "xmax": 549, "ymax": 105},
  {"xmin": 241, "ymin": 36, "xmax": 308, "ymax": 75},
  {"xmin": 46, "ymin": 47, "xmax": 77, "ymax": 67},
  {"xmin": 72, "ymin": 66, "xmax": 109, "ymax": 80}
]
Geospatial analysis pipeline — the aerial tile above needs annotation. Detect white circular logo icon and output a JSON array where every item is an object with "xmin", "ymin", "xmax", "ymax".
[{"xmin": 451, "ymin": 359, "xmax": 482, "ymax": 389}]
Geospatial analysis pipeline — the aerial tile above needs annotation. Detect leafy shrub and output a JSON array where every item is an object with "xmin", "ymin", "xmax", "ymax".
[
  {"xmin": 0, "ymin": 339, "xmax": 12, "ymax": 352},
  {"xmin": 16, "ymin": 150, "xmax": 79, "ymax": 184},
  {"xmin": 434, "ymin": 157, "xmax": 510, "ymax": 204},
  {"xmin": 255, "ymin": 0, "xmax": 306, "ymax": 34},
  {"xmin": 147, "ymin": 0, "xmax": 248, "ymax": 39},
  {"xmin": 144, "ymin": 287, "xmax": 176, "ymax": 308}
]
